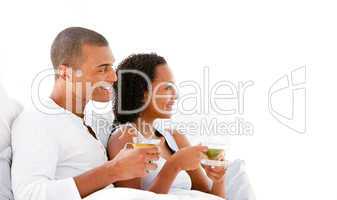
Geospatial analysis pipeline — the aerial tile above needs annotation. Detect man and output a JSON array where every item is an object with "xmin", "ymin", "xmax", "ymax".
[{"xmin": 11, "ymin": 27, "xmax": 160, "ymax": 200}]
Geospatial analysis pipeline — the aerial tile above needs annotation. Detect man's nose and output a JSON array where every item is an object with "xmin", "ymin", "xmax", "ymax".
[{"xmin": 107, "ymin": 69, "xmax": 117, "ymax": 83}]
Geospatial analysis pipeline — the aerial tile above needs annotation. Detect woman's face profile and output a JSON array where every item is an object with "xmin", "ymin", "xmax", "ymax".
[{"xmin": 144, "ymin": 64, "xmax": 177, "ymax": 119}]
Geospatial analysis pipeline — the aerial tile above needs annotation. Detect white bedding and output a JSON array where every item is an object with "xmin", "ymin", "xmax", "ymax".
[
  {"xmin": 85, "ymin": 159, "xmax": 255, "ymax": 200},
  {"xmin": 85, "ymin": 187, "xmax": 224, "ymax": 200}
]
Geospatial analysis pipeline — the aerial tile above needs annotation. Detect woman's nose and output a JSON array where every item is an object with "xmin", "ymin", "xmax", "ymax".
[{"xmin": 172, "ymin": 88, "xmax": 178, "ymax": 100}]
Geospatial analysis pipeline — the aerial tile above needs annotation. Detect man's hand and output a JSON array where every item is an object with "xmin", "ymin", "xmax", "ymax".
[
  {"xmin": 74, "ymin": 135, "xmax": 160, "ymax": 198},
  {"xmin": 107, "ymin": 144, "xmax": 160, "ymax": 182}
]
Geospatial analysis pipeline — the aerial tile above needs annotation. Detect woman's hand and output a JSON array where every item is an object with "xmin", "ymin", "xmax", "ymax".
[
  {"xmin": 202, "ymin": 165, "xmax": 226, "ymax": 183},
  {"xmin": 203, "ymin": 163, "xmax": 227, "ymax": 199},
  {"xmin": 168, "ymin": 145, "xmax": 208, "ymax": 171},
  {"xmin": 202, "ymin": 153, "xmax": 227, "ymax": 183}
]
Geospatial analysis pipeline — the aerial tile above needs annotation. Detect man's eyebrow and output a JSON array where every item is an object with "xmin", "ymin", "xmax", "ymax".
[{"xmin": 95, "ymin": 63, "xmax": 112, "ymax": 68}]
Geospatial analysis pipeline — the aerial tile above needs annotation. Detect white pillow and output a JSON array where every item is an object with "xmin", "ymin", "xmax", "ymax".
[
  {"xmin": 226, "ymin": 160, "xmax": 256, "ymax": 200},
  {"xmin": 0, "ymin": 84, "xmax": 23, "ymax": 152},
  {"xmin": 0, "ymin": 84, "xmax": 22, "ymax": 200},
  {"xmin": 0, "ymin": 147, "xmax": 13, "ymax": 200}
]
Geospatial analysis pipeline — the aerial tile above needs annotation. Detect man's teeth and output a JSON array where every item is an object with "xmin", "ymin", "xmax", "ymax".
[{"xmin": 101, "ymin": 86, "xmax": 112, "ymax": 91}]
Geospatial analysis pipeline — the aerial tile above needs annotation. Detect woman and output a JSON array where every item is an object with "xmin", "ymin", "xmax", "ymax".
[{"xmin": 108, "ymin": 53, "xmax": 226, "ymax": 199}]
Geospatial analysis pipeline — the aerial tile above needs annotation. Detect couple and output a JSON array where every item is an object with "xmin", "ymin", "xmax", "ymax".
[{"xmin": 11, "ymin": 27, "xmax": 254, "ymax": 200}]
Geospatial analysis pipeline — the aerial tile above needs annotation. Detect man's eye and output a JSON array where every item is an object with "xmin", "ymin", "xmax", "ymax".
[{"xmin": 98, "ymin": 67, "xmax": 108, "ymax": 73}]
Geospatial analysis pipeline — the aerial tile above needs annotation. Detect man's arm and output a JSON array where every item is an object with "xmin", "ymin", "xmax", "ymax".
[
  {"xmin": 11, "ymin": 114, "xmax": 83, "ymax": 200},
  {"xmin": 11, "ymin": 114, "xmax": 159, "ymax": 200},
  {"xmin": 72, "ymin": 157, "xmax": 126, "ymax": 198},
  {"xmin": 73, "ymin": 145, "xmax": 159, "ymax": 198}
]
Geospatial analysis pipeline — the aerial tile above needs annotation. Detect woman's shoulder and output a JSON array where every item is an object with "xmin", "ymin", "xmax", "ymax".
[
  {"xmin": 110, "ymin": 124, "xmax": 136, "ymax": 142},
  {"xmin": 168, "ymin": 129, "xmax": 191, "ymax": 149},
  {"xmin": 108, "ymin": 124, "xmax": 136, "ymax": 156}
]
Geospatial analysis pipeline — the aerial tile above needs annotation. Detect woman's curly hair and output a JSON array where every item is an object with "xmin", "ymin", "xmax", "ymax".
[{"xmin": 113, "ymin": 53, "xmax": 167, "ymax": 124}]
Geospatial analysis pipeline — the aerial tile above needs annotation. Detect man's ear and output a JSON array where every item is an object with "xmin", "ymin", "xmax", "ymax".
[{"xmin": 57, "ymin": 65, "xmax": 70, "ymax": 80}]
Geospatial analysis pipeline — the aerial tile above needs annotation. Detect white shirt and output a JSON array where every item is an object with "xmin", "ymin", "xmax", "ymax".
[
  {"xmin": 11, "ymin": 98, "xmax": 108, "ymax": 200},
  {"xmin": 0, "ymin": 147, "xmax": 13, "ymax": 200}
]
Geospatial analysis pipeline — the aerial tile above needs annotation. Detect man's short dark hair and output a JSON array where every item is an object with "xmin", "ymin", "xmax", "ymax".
[{"xmin": 51, "ymin": 27, "xmax": 109, "ymax": 77}]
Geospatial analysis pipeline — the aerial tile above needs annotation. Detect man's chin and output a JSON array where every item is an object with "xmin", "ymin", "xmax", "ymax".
[{"xmin": 91, "ymin": 95, "xmax": 113, "ymax": 103}]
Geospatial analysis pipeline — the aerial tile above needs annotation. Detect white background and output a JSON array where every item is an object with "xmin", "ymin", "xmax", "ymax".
[{"xmin": 1, "ymin": 0, "xmax": 337, "ymax": 199}]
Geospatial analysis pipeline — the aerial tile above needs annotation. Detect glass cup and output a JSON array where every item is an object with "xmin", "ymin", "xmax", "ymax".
[
  {"xmin": 132, "ymin": 137, "xmax": 161, "ymax": 148},
  {"xmin": 132, "ymin": 137, "xmax": 161, "ymax": 171},
  {"xmin": 201, "ymin": 142, "xmax": 227, "ymax": 167}
]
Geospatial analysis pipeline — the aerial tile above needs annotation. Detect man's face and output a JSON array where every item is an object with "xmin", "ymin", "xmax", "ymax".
[{"xmin": 70, "ymin": 44, "xmax": 116, "ymax": 103}]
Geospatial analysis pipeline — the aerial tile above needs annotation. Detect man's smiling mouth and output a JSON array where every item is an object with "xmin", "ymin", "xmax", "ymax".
[{"xmin": 99, "ymin": 86, "xmax": 113, "ymax": 94}]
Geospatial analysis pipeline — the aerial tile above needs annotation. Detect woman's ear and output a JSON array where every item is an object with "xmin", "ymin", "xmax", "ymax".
[
  {"xmin": 143, "ymin": 90, "xmax": 153, "ymax": 107},
  {"xmin": 144, "ymin": 91, "xmax": 149, "ymax": 102}
]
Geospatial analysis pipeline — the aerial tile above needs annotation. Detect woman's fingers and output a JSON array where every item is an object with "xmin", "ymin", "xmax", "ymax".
[
  {"xmin": 209, "ymin": 166, "xmax": 226, "ymax": 173},
  {"xmin": 202, "ymin": 164, "xmax": 226, "ymax": 180},
  {"xmin": 208, "ymin": 170, "xmax": 224, "ymax": 179},
  {"xmin": 202, "ymin": 164, "xmax": 210, "ymax": 171},
  {"xmin": 202, "ymin": 164, "xmax": 225, "ymax": 172}
]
